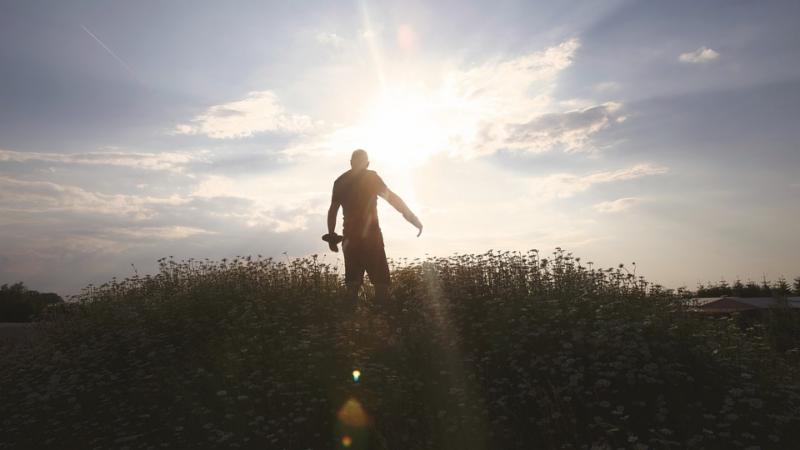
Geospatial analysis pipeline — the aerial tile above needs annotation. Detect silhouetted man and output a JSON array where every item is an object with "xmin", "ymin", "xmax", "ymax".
[{"xmin": 326, "ymin": 149, "xmax": 422, "ymax": 304}]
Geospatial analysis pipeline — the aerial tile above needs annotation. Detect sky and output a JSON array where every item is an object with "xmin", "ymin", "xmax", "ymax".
[{"xmin": 1, "ymin": 0, "xmax": 799, "ymax": 295}]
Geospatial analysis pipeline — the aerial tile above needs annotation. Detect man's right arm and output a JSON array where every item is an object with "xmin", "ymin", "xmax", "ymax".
[
  {"xmin": 326, "ymin": 181, "xmax": 342, "ymax": 251},
  {"xmin": 327, "ymin": 200, "xmax": 340, "ymax": 236}
]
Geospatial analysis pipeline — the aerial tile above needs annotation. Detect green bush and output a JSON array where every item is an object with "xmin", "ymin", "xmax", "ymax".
[{"xmin": 1, "ymin": 251, "xmax": 798, "ymax": 449}]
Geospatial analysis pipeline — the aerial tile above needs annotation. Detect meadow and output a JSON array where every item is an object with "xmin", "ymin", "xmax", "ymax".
[{"xmin": 1, "ymin": 250, "xmax": 799, "ymax": 449}]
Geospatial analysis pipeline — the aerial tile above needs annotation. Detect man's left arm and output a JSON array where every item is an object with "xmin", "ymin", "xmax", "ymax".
[{"xmin": 378, "ymin": 187, "xmax": 423, "ymax": 237}]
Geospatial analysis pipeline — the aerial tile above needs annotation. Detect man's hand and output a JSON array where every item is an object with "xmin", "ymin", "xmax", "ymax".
[
  {"xmin": 322, "ymin": 233, "xmax": 344, "ymax": 252},
  {"xmin": 380, "ymin": 188, "xmax": 423, "ymax": 237},
  {"xmin": 404, "ymin": 213, "xmax": 423, "ymax": 237}
]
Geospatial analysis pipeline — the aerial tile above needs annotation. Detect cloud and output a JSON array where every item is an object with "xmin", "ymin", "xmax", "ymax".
[
  {"xmin": 192, "ymin": 175, "xmax": 238, "ymax": 198},
  {"xmin": 506, "ymin": 102, "xmax": 624, "ymax": 153},
  {"xmin": 586, "ymin": 164, "xmax": 669, "ymax": 183},
  {"xmin": 175, "ymin": 91, "xmax": 314, "ymax": 139},
  {"xmin": 1, "ymin": 161, "xmax": 325, "ymax": 255},
  {"xmin": 530, "ymin": 164, "xmax": 668, "ymax": 200},
  {"xmin": 111, "ymin": 226, "xmax": 215, "ymax": 240},
  {"xmin": 189, "ymin": 174, "xmax": 323, "ymax": 232},
  {"xmin": 0, "ymin": 149, "xmax": 200, "ymax": 172},
  {"xmin": 0, "ymin": 170, "xmax": 320, "ymax": 283},
  {"xmin": 442, "ymin": 38, "xmax": 580, "ymax": 126},
  {"xmin": 593, "ymin": 197, "xmax": 641, "ymax": 213},
  {"xmin": 594, "ymin": 81, "xmax": 621, "ymax": 92},
  {"xmin": 679, "ymin": 46, "xmax": 720, "ymax": 64},
  {"xmin": 298, "ymin": 38, "xmax": 625, "ymax": 160},
  {"xmin": 0, "ymin": 176, "xmax": 187, "ymax": 219},
  {"xmin": 447, "ymin": 38, "xmax": 580, "ymax": 97},
  {"xmin": 315, "ymin": 32, "xmax": 344, "ymax": 47},
  {"xmin": 448, "ymin": 38, "xmax": 628, "ymax": 156}
]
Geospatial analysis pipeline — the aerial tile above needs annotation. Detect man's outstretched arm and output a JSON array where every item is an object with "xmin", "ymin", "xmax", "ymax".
[{"xmin": 379, "ymin": 188, "xmax": 423, "ymax": 236}]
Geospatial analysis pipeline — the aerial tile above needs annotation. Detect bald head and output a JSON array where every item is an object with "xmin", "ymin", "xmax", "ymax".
[{"xmin": 350, "ymin": 149, "xmax": 369, "ymax": 171}]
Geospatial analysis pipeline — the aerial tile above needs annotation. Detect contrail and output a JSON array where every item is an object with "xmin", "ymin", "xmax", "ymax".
[{"xmin": 81, "ymin": 24, "xmax": 133, "ymax": 73}]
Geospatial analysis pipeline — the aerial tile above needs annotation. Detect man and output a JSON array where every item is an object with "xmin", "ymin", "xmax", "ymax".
[{"xmin": 327, "ymin": 149, "xmax": 423, "ymax": 304}]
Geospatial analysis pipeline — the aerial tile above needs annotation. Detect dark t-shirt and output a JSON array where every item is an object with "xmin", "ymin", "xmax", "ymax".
[{"xmin": 332, "ymin": 169, "xmax": 387, "ymax": 239}]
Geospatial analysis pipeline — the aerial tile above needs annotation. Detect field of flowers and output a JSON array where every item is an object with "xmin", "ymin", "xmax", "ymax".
[{"xmin": 1, "ymin": 249, "xmax": 799, "ymax": 449}]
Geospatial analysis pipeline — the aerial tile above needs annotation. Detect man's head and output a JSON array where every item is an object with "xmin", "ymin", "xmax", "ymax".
[{"xmin": 350, "ymin": 149, "xmax": 369, "ymax": 171}]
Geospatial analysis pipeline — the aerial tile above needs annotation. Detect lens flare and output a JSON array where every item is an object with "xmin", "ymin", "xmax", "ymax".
[
  {"xmin": 352, "ymin": 369, "xmax": 361, "ymax": 383},
  {"xmin": 337, "ymin": 398, "xmax": 369, "ymax": 427},
  {"xmin": 341, "ymin": 435, "xmax": 353, "ymax": 447}
]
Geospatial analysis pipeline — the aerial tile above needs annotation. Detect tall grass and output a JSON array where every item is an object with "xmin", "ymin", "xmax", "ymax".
[{"xmin": 1, "ymin": 250, "xmax": 798, "ymax": 449}]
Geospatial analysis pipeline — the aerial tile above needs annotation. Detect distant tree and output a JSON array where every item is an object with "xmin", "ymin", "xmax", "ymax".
[
  {"xmin": 773, "ymin": 277, "xmax": 791, "ymax": 297},
  {"xmin": 0, "ymin": 282, "xmax": 63, "ymax": 322},
  {"xmin": 742, "ymin": 281, "xmax": 761, "ymax": 297},
  {"xmin": 760, "ymin": 278, "xmax": 773, "ymax": 297},
  {"xmin": 731, "ymin": 279, "xmax": 745, "ymax": 297},
  {"xmin": 794, "ymin": 276, "xmax": 800, "ymax": 296},
  {"xmin": 697, "ymin": 280, "xmax": 733, "ymax": 297},
  {"xmin": 696, "ymin": 283, "xmax": 713, "ymax": 297},
  {"xmin": 717, "ymin": 279, "xmax": 732, "ymax": 296}
]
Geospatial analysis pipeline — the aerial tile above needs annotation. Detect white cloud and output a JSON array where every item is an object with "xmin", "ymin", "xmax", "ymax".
[
  {"xmin": 315, "ymin": 32, "xmax": 344, "ymax": 47},
  {"xmin": 586, "ymin": 163, "xmax": 669, "ymax": 183},
  {"xmin": 443, "ymin": 38, "xmax": 581, "ymax": 132},
  {"xmin": 530, "ymin": 164, "xmax": 668, "ymax": 200},
  {"xmin": 0, "ymin": 149, "xmax": 199, "ymax": 172},
  {"xmin": 299, "ymin": 38, "xmax": 625, "ymax": 160},
  {"xmin": 0, "ymin": 176, "xmax": 187, "ymax": 219},
  {"xmin": 175, "ymin": 91, "xmax": 314, "ymax": 139},
  {"xmin": 0, "ymin": 171, "xmax": 322, "ymax": 238},
  {"xmin": 679, "ymin": 46, "xmax": 720, "ymax": 64},
  {"xmin": 111, "ymin": 226, "xmax": 215, "ymax": 240},
  {"xmin": 191, "ymin": 174, "xmax": 321, "ymax": 232},
  {"xmin": 192, "ymin": 175, "xmax": 238, "ymax": 198},
  {"xmin": 593, "ymin": 197, "xmax": 641, "ymax": 213}
]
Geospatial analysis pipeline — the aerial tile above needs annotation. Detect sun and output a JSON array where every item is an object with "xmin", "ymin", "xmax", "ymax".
[
  {"xmin": 323, "ymin": 83, "xmax": 482, "ymax": 172},
  {"xmin": 347, "ymin": 89, "xmax": 451, "ymax": 168}
]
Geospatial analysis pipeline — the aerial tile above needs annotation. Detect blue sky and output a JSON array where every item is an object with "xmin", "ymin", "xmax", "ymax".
[{"xmin": 1, "ymin": 0, "xmax": 799, "ymax": 295}]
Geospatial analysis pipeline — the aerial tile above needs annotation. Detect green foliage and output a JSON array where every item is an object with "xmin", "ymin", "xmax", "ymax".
[
  {"xmin": 1, "ymin": 251, "xmax": 799, "ymax": 449},
  {"xmin": 0, "ymin": 282, "xmax": 63, "ymax": 322}
]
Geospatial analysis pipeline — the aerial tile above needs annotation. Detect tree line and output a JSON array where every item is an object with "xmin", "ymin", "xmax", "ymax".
[
  {"xmin": 0, "ymin": 282, "xmax": 63, "ymax": 322},
  {"xmin": 696, "ymin": 276, "xmax": 800, "ymax": 298}
]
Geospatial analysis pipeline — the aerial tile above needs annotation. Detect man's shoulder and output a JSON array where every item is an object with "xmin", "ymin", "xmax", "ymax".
[
  {"xmin": 366, "ymin": 170, "xmax": 386, "ymax": 187},
  {"xmin": 365, "ymin": 170, "xmax": 385, "ymax": 181},
  {"xmin": 334, "ymin": 169, "xmax": 384, "ymax": 189},
  {"xmin": 333, "ymin": 170, "xmax": 352, "ymax": 185}
]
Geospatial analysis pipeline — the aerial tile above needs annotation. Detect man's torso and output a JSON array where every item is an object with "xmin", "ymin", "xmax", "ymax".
[{"xmin": 333, "ymin": 169, "xmax": 386, "ymax": 239}]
